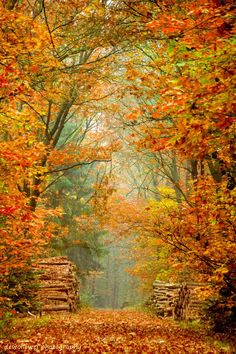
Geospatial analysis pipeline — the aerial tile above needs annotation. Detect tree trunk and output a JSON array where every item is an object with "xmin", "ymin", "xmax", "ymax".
[
  {"xmin": 171, "ymin": 155, "xmax": 181, "ymax": 203},
  {"xmin": 190, "ymin": 160, "xmax": 198, "ymax": 180},
  {"xmin": 173, "ymin": 284, "xmax": 191, "ymax": 320}
]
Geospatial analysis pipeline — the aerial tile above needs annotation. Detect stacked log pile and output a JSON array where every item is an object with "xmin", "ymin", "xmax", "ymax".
[
  {"xmin": 149, "ymin": 281, "xmax": 206, "ymax": 320},
  {"xmin": 35, "ymin": 257, "xmax": 79, "ymax": 314}
]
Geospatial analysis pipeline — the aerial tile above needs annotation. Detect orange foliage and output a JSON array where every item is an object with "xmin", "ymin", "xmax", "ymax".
[
  {"xmin": 0, "ymin": 0, "xmax": 123, "ymax": 289},
  {"xmin": 121, "ymin": 0, "xmax": 236, "ymax": 296}
]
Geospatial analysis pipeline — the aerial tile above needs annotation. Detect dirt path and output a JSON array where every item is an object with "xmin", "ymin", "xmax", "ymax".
[{"xmin": 0, "ymin": 310, "xmax": 230, "ymax": 353}]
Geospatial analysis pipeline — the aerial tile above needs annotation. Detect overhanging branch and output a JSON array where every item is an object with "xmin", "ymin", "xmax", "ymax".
[{"xmin": 44, "ymin": 159, "xmax": 112, "ymax": 174}]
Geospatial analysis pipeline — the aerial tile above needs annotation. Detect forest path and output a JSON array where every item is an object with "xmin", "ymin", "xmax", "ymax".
[{"xmin": 0, "ymin": 310, "xmax": 227, "ymax": 353}]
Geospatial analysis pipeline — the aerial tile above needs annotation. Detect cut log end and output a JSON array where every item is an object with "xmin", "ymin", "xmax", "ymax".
[{"xmin": 34, "ymin": 257, "xmax": 79, "ymax": 315}]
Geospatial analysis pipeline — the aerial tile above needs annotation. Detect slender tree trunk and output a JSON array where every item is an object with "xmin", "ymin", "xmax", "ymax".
[
  {"xmin": 112, "ymin": 258, "xmax": 118, "ymax": 309},
  {"xmin": 170, "ymin": 155, "xmax": 181, "ymax": 203},
  {"xmin": 190, "ymin": 160, "xmax": 198, "ymax": 180}
]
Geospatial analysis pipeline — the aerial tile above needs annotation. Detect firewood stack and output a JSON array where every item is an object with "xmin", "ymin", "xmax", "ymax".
[
  {"xmin": 35, "ymin": 257, "xmax": 79, "ymax": 314},
  {"xmin": 173, "ymin": 283, "xmax": 191, "ymax": 320},
  {"xmin": 149, "ymin": 281, "xmax": 206, "ymax": 320}
]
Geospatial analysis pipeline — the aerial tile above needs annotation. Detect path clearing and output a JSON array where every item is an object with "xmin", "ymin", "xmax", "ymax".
[{"xmin": 0, "ymin": 310, "xmax": 230, "ymax": 353}]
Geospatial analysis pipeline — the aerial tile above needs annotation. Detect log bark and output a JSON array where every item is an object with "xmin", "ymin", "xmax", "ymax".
[
  {"xmin": 43, "ymin": 304, "xmax": 71, "ymax": 311},
  {"xmin": 34, "ymin": 257, "xmax": 79, "ymax": 314},
  {"xmin": 149, "ymin": 281, "xmax": 207, "ymax": 320},
  {"xmin": 173, "ymin": 284, "xmax": 190, "ymax": 320}
]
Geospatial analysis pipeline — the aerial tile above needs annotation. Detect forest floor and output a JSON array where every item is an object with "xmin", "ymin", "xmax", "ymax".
[{"xmin": 0, "ymin": 310, "xmax": 234, "ymax": 354}]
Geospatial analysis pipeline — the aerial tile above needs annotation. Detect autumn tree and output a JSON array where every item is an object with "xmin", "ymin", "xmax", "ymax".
[
  {"xmin": 47, "ymin": 161, "xmax": 111, "ymax": 275},
  {"xmin": 83, "ymin": 0, "xmax": 236, "ymax": 330},
  {"xmin": 115, "ymin": 0, "xmax": 236, "ymax": 329},
  {"xmin": 0, "ymin": 0, "xmax": 125, "ymax": 314},
  {"xmin": 0, "ymin": 0, "xmax": 65, "ymax": 314},
  {"xmin": 0, "ymin": 0, "xmax": 61, "ymax": 269}
]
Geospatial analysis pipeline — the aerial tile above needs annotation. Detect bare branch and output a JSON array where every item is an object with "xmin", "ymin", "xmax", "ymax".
[{"xmin": 45, "ymin": 159, "xmax": 112, "ymax": 174}]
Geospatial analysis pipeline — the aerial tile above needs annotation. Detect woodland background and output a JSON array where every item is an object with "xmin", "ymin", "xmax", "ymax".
[{"xmin": 0, "ymin": 0, "xmax": 235, "ymax": 335}]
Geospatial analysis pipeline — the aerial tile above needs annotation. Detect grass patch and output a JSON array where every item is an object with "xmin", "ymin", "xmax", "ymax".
[
  {"xmin": 209, "ymin": 339, "xmax": 233, "ymax": 353},
  {"xmin": 176, "ymin": 319, "xmax": 233, "ymax": 353},
  {"xmin": 0, "ymin": 315, "xmax": 52, "ymax": 339},
  {"xmin": 122, "ymin": 304, "xmax": 156, "ymax": 315},
  {"xmin": 13, "ymin": 315, "xmax": 51, "ymax": 331},
  {"xmin": 177, "ymin": 319, "xmax": 203, "ymax": 332}
]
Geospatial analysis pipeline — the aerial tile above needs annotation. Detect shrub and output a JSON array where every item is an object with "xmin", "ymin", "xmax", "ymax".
[
  {"xmin": 204, "ymin": 289, "xmax": 236, "ymax": 335},
  {"xmin": 0, "ymin": 267, "xmax": 42, "ymax": 315}
]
